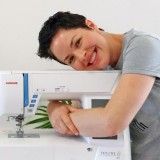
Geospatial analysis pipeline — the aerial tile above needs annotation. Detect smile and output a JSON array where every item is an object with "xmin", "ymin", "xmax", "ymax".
[{"xmin": 88, "ymin": 47, "xmax": 97, "ymax": 66}]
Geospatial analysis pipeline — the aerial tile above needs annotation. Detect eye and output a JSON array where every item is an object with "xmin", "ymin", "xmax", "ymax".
[
  {"xmin": 68, "ymin": 56, "xmax": 75, "ymax": 64},
  {"xmin": 75, "ymin": 38, "xmax": 81, "ymax": 48}
]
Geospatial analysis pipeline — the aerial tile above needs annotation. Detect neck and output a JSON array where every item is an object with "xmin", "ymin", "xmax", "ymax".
[
  {"xmin": 109, "ymin": 33, "xmax": 124, "ymax": 67},
  {"xmin": 103, "ymin": 32, "xmax": 124, "ymax": 67}
]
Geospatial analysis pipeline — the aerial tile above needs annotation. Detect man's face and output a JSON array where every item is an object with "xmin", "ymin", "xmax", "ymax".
[{"xmin": 50, "ymin": 26, "xmax": 112, "ymax": 70}]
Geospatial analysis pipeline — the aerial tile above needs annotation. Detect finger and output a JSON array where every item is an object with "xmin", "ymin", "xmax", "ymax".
[
  {"xmin": 47, "ymin": 101, "xmax": 60, "ymax": 116},
  {"xmin": 52, "ymin": 116, "xmax": 77, "ymax": 136},
  {"xmin": 55, "ymin": 119, "xmax": 75, "ymax": 136},
  {"xmin": 68, "ymin": 106, "xmax": 81, "ymax": 112},
  {"xmin": 61, "ymin": 114, "xmax": 79, "ymax": 135}
]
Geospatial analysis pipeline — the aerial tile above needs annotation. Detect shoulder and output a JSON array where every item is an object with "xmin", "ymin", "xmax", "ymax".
[
  {"xmin": 123, "ymin": 29, "xmax": 160, "ymax": 53},
  {"xmin": 120, "ymin": 29, "xmax": 160, "ymax": 78}
]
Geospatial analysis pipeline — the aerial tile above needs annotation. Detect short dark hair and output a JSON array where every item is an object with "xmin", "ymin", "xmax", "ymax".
[{"xmin": 37, "ymin": 11, "xmax": 90, "ymax": 65}]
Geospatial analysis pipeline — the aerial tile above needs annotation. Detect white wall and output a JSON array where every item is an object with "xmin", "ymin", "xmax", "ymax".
[{"xmin": 0, "ymin": 0, "xmax": 160, "ymax": 70}]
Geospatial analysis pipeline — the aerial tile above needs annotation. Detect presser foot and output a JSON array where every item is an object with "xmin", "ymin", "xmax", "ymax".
[
  {"xmin": 7, "ymin": 114, "xmax": 40, "ymax": 138},
  {"xmin": 8, "ymin": 133, "xmax": 40, "ymax": 138}
]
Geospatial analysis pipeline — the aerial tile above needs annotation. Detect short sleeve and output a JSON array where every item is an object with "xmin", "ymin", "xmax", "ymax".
[{"xmin": 122, "ymin": 35, "xmax": 160, "ymax": 78}]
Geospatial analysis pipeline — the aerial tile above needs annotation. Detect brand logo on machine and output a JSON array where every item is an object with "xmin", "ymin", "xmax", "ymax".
[{"xmin": 5, "ymin": 81, "xmax": 18, "ymax": 85}]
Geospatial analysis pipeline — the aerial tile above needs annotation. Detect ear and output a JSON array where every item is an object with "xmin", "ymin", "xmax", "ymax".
[{"xmin": 85, "ymin": 19, "xmax": 98, "ymax": 30}]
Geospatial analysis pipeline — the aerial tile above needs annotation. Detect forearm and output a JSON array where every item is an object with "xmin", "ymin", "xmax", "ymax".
[{"xmin": 70, "ymin": 107, "xmax": 116, "ymax": 137}]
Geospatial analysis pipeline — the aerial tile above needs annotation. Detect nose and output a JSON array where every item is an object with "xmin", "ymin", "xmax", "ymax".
[{"xmin": 74, "ymin": 49, "xmax": 87, "ymax": 64}]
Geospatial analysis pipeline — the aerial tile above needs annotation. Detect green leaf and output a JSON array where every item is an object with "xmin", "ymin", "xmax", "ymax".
[
  {"xmin": 37, "ymin": 108, "xmax": 47, "ymax": 113},
  {"xmin": 38, "ymin": 105, "xmax": 47, "ymax": 109},
  {"xmin": 35, "ymin": 122, "xmax": 52, "ymax": 129},
  {"xmin": 60, "ymin": 99, "xmax": 72, "ymax": 105},
  {"xmin": 24, "ymin": 117, "xmax": 49, "ymax": 125},
  {"xmin": 35, "ymin": 113, "xmax": 48, "ymax": 116}
]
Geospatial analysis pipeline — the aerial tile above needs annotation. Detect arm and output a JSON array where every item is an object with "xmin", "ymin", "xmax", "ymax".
[{"xmin": 70, "ymin": 73, "xmax": 155, "ymax": 137}]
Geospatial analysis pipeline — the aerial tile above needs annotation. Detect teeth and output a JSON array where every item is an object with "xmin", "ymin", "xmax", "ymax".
[{"xmin": 90, "ymin": 52, "xmax": 96, "ymax": 64}]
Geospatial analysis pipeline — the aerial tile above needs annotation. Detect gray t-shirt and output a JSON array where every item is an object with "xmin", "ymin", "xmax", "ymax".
[{"xmin": 115, "ymin": 29, "xmax": 160, "ymax": 160}]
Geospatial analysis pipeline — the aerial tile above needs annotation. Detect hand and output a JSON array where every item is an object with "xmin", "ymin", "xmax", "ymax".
[{"xmin": 47, "ymin": 100, "xmax": 80, "ymax": 136}]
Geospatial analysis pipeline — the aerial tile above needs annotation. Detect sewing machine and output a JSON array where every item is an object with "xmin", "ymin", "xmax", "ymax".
[{"xmin": 0, "ymin": 70, "xmax": 131, "ymax": 160}]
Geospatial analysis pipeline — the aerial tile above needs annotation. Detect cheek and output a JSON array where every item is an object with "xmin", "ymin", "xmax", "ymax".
[
  {"xmin": 100, "ymin": 52, "xmax": 110, "ymax": 68},
  {"xmin": 83, "ymin": 35, "xmax": 97, "ymax": 47},
  {"xmin": 86, "ymin": 39, "xmax": 96, "ymax": 46},
  {"xmin": 71, "ymin": 62, "xmax": 84, "ymax": 70}
]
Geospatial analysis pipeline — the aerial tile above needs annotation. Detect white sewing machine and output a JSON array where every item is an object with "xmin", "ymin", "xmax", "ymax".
[{"xmin": 0, "ymin": 70, "xmax": 131, "ymax": 160}]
